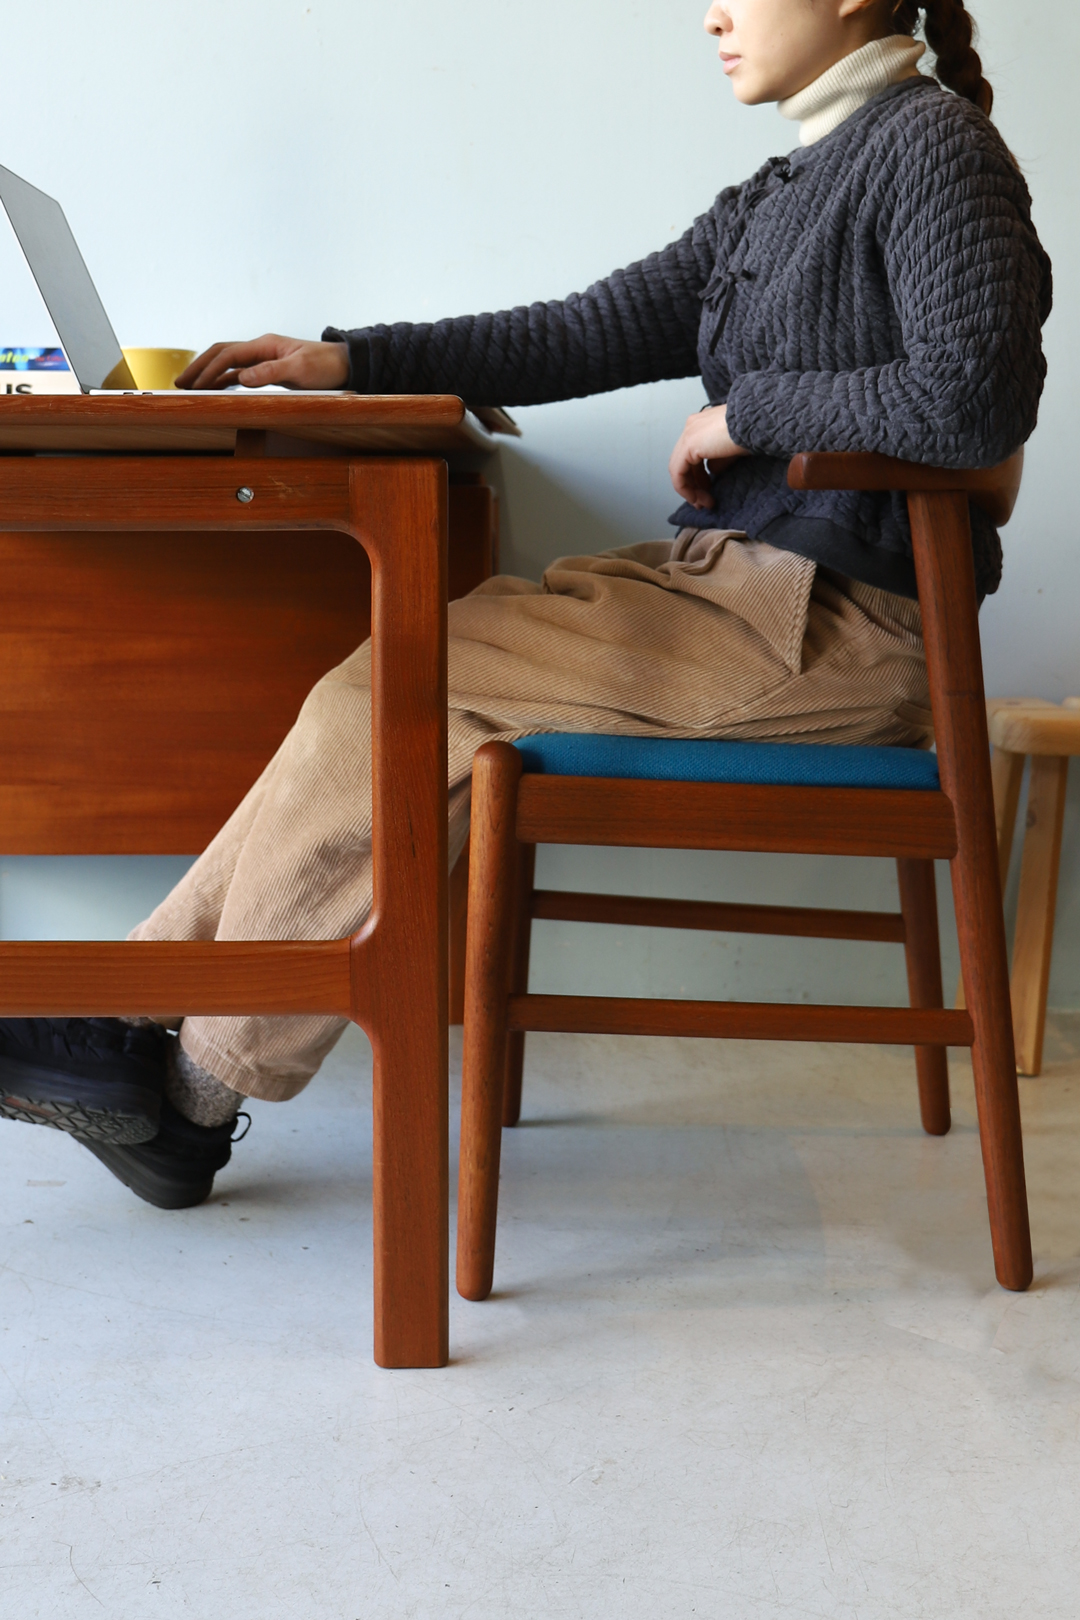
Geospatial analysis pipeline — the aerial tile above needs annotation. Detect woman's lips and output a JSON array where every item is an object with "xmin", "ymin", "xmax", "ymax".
[{"xmin": 720, "ymin": 54, "xmax": 742, "ymax": 75}]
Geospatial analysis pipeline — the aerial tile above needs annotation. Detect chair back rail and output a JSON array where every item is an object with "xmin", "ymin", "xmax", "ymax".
[{"xmin": 788, "ymin": 448, "xmax": 1024, "ymax": 526}]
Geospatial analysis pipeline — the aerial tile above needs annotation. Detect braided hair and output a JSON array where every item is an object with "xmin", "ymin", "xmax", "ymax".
[{"xmin": 892, "ymin": 1, "xmax": 994, "ymax": 116}]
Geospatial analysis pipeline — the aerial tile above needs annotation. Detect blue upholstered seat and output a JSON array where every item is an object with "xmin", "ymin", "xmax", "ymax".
[{"xmin": 512, "ymin": 733, "xmax": 940, "ymax": 792}]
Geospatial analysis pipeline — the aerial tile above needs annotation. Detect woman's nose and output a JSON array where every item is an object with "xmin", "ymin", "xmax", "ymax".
[{"xmin": 703, "ymin": 6, "xmax": 730, "ymax": 39}]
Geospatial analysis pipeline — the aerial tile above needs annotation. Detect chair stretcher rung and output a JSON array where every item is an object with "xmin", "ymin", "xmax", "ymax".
[
  {"xmin": 507, "ymin": 994, "xmax": 973, "ymax": 1046},
  {"xmin": 530, "ymin": 890, "xmax": 907, "ymax": 943}
]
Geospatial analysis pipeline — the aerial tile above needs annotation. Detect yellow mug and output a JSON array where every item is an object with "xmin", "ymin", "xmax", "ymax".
[{"xmin": 121, "ymin": 347, "xmax": 197, "ymax": 389}]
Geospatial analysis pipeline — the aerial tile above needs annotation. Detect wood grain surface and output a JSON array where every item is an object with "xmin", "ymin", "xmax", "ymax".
[
  {"xmin": 529, "ymin": 889, "xmax": 908, "ymax": 942},
  {"xmin": 0, "ymin": 479, "xmax": 496, "ymax": 854},
  {"xmin": 0, "ymin": 391, "xmax": 505, "ymax": 455},
  {"xmin": 989, "ymin": 706, "xmax": 1080, "ymax": 756},
  {"xmin": 505, "ymin": 993, "xmax": 973, "ymax": 1046},
  {"xmin": 457, "ymin": 743, "xmax": 524, "ymax": 1301},
  {"xmin": 1010, "ymin": 754, "xmax": 1070, "ymax": 1075},
  {"xmin": 0, "ymin": 440, "xmax": 454, "ymax": 1367},
  {"xmin": 909, "ymin": 487, "xmax": 1032, "ymax": 1291},
  {"xmin": 788, "ymin": 448, "xmax": 1024, "ymax": 526},
  {"xmin": 897, "ymin": 857, "xmax": 951, "ymax": 1136},
  {"xmin": 516, "ymin": 777, "xmax": 958, "ymax": 859},
  {"xmin": 0, "ymin": 939, "xmax": 352, "ymax": 1014}
]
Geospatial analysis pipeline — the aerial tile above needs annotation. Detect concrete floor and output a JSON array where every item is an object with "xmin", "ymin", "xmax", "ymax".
[{"xmin": 2, "ymin": 1018, "xmax": 1079, "ymax": 1619}]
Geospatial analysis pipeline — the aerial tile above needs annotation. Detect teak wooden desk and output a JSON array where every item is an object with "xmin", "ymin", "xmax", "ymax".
[{"xmin": 0, "ymin": 391, "xmax": 511, "ymax": 1369}]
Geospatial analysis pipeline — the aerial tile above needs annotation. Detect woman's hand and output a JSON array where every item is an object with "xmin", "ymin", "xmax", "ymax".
[
  {"xmin": 668, "ymin": 403, "xmax": 750, "ymax": 510},
  {"xmin": 175, "ymin": 335, "xmax": 350, "ymax": 391}
]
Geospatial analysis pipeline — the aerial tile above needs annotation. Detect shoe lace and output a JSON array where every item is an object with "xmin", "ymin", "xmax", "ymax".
[{"xmin": 231, "ymin": 1111, "xmax": 252, "ymax": 1143}]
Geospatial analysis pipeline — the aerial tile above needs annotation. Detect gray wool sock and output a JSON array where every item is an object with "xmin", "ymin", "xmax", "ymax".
[{"xmin": 166, "ymin": 1040, "xmax": 245, "ymax": 1128}]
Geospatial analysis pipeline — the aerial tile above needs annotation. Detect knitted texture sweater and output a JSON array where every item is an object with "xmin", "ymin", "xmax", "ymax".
[{"xmin": 325, "ymin": 76, "xmax": 1052, "ymax": 598}]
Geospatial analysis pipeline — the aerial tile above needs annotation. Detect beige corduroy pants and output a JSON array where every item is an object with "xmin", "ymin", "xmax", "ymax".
[{"xmin": 130, "ymin": 530, "xmax": 931, "ymax": 1101}]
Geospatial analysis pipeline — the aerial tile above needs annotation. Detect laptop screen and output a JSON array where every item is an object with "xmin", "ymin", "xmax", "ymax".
[{"xmin": 0, "ymin": 164, "xmax": 134, "ymax": 391}]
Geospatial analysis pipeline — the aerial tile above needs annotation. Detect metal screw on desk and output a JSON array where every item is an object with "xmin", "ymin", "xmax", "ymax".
[{"xmin": 236, "ymin": 486, "xmax": 255, "ymax": 503}]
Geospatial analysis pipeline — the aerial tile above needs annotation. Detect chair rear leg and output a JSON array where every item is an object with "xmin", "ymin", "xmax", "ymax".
[
  {"xmin": 502, "ymin": 842, "xmax": 536, "ymax": 1127},
  {"xmin": 897, "ymin": 858, "xmax": 951, "ymax": 1136},
  {"xmin": 910, "ymin": 489, "xmax": 1032, "ymax": 1292},
  {"xmin": 457, "ymin": 743, "xmax": 524, "ymax": 1302},
  {"xmin": 951, "ymin": 843, "xmax": 1032, "ymax": 1289},
  {"xmin": 957, "ymin": 745, "xmax": 1025, "ymax": 1009}
]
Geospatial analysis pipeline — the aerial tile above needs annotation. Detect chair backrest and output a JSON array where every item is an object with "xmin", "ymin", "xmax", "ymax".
[
  {"xmin": 787, "ymin": 448, "xmax": 1025, "ymax": 1092},
  {"xmin": 787, "ymin": 449, "xmax": 1024, "ymax": 528},
  {"xmin": 787, "ymin": 450, "xmax": 1027, "ymax": 752}
]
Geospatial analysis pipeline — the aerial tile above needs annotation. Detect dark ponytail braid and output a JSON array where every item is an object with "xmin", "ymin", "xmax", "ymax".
[{"xmin": 892, "ymin": 1, "xmax": 994, "ymax": 117}]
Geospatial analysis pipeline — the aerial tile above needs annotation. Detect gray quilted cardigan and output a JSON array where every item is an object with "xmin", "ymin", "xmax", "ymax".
[{"xmin": 326, "ymin": 76, "xmax": 1052, "ymax": 599}]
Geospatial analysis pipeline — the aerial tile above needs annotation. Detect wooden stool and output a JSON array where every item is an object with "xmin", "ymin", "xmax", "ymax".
[
  {"xmin": 983, "ymin": 698, "xmax": 1080, "ymax": 1076},
  {"xmin": 457, "ymin": 450, "xmax": 1033, "ymax": 1307}
]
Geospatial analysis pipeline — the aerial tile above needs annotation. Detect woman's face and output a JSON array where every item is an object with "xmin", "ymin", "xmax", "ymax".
[{"xmin": 704, "ymin": 0, "xmax": 885, "ymax": 105}]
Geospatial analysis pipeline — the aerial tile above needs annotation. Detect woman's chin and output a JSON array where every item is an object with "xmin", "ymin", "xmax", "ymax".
[{"xmin": 728, "ymin": 72, "xmax": 775, "ymax": 106}]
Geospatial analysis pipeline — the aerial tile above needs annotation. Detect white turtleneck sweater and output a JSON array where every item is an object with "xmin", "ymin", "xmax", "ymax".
[{"xmin": 778, "ymin": 35, "xmax": 926, "ymax": 146}]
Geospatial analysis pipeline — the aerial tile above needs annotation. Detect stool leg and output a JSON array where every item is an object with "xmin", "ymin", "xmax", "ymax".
[
  {"xmin": 457, "ymin": 743, "xmax": 523, "ymax": 1302},
  {"xmin": 992, "ymin": 748, "xmax": 1028, "ymax": 881},
  {"xmin": 502, "ymin": 843, "xmax": 536, "ymax": 1128},
  {"xmin": 1010, "ymin": 755, "xmax": 1070, "ymax": 1076},
  {"xmin": 897, "ymin": 858, "xmax": 951, "ymax": 1136}
]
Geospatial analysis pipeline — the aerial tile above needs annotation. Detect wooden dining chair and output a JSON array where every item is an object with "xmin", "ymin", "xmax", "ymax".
[{"xmin": 457, "ymin": 449, "xmax": 1032, "ymax": 1304}]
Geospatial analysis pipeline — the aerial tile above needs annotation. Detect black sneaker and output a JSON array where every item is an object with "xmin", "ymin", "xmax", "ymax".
[
  {"xmin": 0, "ymin": 1018, "xmax": 166, "ymax": 1145},
  {"xmin": 79, "ymin": 1099, "xmax": 246, "ymax": 1209}
]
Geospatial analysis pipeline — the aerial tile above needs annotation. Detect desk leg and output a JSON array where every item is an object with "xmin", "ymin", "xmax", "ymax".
[
  {"xmin": 349, "ymin": 460, "xmax": 449, "ymax": 1368},
  {"xmin": 0, "ymin": 449, "xmax": 451, "ymax": 1368}
]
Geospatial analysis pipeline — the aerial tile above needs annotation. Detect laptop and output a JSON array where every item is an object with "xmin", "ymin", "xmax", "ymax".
[
  {"xmin": 0, "ymin": 164, "xmax": 142, "ymax": 391},
  {"xmin": 0, "ymin": 164, "xmax": 328, "ymax": 395},
  {"xmin": 0, "ymin": 162, "xmax": 521, "ymax": 435}
]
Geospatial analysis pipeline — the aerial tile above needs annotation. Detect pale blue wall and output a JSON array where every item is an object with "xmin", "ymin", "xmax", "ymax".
[{"xmin": 0, "ymin": 0, "xmax": 1077, "ymax": 1006}]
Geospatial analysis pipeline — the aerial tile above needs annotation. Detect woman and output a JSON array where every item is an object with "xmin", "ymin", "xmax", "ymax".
[{"xmin": 0, "ymin": 0, "xmax": 1052, "ymax": 1206}]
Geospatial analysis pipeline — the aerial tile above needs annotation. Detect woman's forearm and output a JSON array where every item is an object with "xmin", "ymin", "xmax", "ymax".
[{"xmin": 324, "ymin": 219, "xmax": 717, "ymax": 405}]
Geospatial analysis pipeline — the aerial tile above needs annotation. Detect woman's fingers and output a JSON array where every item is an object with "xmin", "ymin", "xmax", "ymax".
[
  {"xmin": 176, "ymin": 339, "xmax": 279, "ymax": 390},
  {"xmin": 252, "ymin": 342, "xmax": 348, "ymax": 389},
  {"xmin": 668, "ymin": 431, "xmax": 716, "ymax": 509},
  {"xmin": 173, "ymin": 343, "xmax": 227, "ymax": 389},
  {"xmin": 175, "ymin": 336, "xmax": 349, "ymax": 391},
  {"xmin": 668, "ymin": 404, "xmax": 751, "ymax": 507},
  {"xmin": 233, "ymin": 357, "xmax": 305, "ymax": 388}
]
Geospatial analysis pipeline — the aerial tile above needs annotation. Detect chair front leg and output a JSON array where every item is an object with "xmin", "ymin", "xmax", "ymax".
[
  {"xmin": 448, "ymin": 845, "xmax": 470, "ymax": 1026},
  {"xmin": 502, "ymin": 842, "xmax": 537, "ymax": 1128},
  {"xmin": 457, "ymin": 743, "xmax": 524, "ymax": 1302},
  {"xmin": 897, "ymin": 858, "xmax": 951, "ymax": 1136}
]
